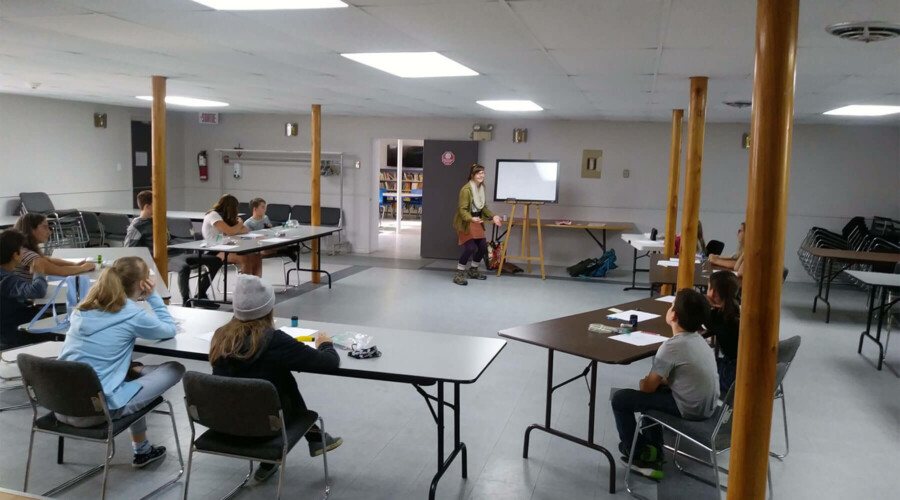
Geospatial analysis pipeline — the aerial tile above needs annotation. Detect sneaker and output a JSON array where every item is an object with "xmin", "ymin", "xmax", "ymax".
[
  {"xmin": 618, "ymin": 443, "xmax": 663, "ymax": 481},
  {"xmin": 253, "ymin": 462, "xmax": 279, "ymax": 482},
  {"xmin": 452, "ymin": 270, "xmax": 468, "ymax": 286},
  {"xmin": 308, "ymin": 433, "xmax": 343, "ymax": 457},
  {"xmin": 626, "ymin": 460, "xmax": 664, "ymax": 481},
  {"xmin": 132, "ymin": 445, "xmax": 166, "ymax": 468},
  {"xmin": 467, "ymin": 267, "xmax": 487, "ymax": 280}
]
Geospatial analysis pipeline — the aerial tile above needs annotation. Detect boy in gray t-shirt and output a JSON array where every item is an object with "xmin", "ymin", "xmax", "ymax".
[
  {"xmin": 611, "ymin": 289, "xmax": 719, "ymax": 479},
  {"xmin": 245, "ymin": 198, "xmax": 273, "ymax": 232}
]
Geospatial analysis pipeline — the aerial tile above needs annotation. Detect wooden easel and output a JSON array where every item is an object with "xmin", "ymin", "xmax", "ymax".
[{"xmin": 497, "ymin": 201, "xmax": 546, "ymax": 279}]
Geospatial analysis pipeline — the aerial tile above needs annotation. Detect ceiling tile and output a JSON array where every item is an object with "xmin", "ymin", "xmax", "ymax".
[
  {"xmin": 658, "ymin": 48, "xmax": 754, "ymax": 78},
  {"xmin": 665, "ymin": 0, "xmax": 756, "ymax": 49},
  {"xmin": 551, "ymin": 49, "xmax": 658, "ymax": 76}
]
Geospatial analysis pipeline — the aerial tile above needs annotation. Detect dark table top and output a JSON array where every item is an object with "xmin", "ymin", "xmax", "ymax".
[
  {"xmin": 498, "ymin": 297, "xmax": 676, "ymax": 365},
  {"xmin": 802, "ymin": 247, "xmax": 900, "ymax": 264}
]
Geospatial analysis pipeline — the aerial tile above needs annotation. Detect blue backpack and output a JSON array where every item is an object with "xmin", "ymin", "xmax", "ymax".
[
  {"xmin": 582, "ymin": 249, "xmax": 618, "ymax": 278},
  {"xmin": 27, "ymin": 274, "xmax": 92, "ymax": 333}
]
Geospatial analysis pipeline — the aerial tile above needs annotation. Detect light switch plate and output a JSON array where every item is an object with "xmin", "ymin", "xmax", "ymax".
[
  {"xmin": 581, "ymin": 149, "xmax": 602, "ymax": 178},
  {"xmin": 623, "ymin": 169, "xmax": 630, "ymax": 178}
]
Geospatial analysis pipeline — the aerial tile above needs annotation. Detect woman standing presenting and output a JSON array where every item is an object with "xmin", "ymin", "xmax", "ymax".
[{"xmin": 452, "ymin": 164, "xmax": 502, "ymax": 286}]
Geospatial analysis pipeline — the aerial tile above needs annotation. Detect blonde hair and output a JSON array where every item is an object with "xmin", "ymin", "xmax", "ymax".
[
  {"xmin": 77, "ymin": 256, "xmax": 148, "ymax": 313},
  {"xmin": 209, "ymin": 311, "xmax": 274, "ymax": 365}
]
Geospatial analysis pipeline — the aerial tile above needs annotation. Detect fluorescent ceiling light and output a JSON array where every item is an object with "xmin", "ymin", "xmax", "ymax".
[
  {"xmin": 477, "ymin": 100, "xmax": 543, "ymax": 112},
  {"xmin": 823, "ymin": 105, "xmax": 900, "ymax": 116},
  {"xmin": 136, "ymin": 96, "xmax": 229, "ymax": 108},
  {"xmin": 192, "ymin": 0, "xmax": 347, "ymax": 10},
  {"xmin": 340, "ymin": 52, "xmax": 478, "ymax": 78}
]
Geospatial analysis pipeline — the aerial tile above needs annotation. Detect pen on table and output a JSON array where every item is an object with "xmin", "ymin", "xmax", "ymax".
[{"xmin": 295, "ymin": 336, "xmax": 315, "ymax": 342}]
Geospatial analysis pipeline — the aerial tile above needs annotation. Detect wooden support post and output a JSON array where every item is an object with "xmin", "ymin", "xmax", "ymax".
[
  {"xmin": 310, "ymin": 104, "xmax": 321, "ymax": 284},
  {"xmin": 676, "ymin": 77, "xmax": 707, "ymax": 290},
  {"xmin": 727, "ymin": 0, "xmax": 799, "ymax": 498},
  {"xmin": 661, "ymin": 109, "xmax": 684, "ymax": 296},
  {"xmin": 150, "ymin": 76, "xmax": 168, "ymax": 286}
]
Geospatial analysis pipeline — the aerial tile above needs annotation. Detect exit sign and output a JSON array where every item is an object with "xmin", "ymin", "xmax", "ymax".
[{"xmin": 199, "ymin": 112, "xmax": 219, "ymax": 125}]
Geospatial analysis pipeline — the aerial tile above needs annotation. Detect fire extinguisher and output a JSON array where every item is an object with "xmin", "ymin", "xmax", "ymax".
[{"xmin": 198, "ymin": 151, "xmax": 208, "ymax": 181}]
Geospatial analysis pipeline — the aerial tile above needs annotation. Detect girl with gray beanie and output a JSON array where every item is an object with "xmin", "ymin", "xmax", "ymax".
[{"xmin": 210, "ymin": 274, "xmax": 343, "ymax": 482}]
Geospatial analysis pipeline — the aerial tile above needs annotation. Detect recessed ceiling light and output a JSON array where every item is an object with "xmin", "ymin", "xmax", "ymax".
[
  {"xmin": 136, "ymin": 96, "xmax": 229, "ymax": 108},
  {"xmin": 340, "ymin": 52, "xmax": 478, "ymax": 78},
  {"xmin": 477, "ymin": 100, "xmax": 543, "ymax": 112},
  {"xmin": 823, "ymin": 105, "xmax": 900, "ymax": 117},
  {"xmin": 191, "ymin": 0, "xmax": 347, "ymax": 10}
]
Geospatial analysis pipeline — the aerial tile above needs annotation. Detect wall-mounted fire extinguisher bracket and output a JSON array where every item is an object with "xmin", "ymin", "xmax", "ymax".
[{"xmin": 198, "ymin": 150, "xmax": 209, "ymax": 181}]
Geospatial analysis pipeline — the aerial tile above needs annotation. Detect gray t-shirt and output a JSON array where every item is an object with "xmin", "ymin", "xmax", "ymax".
[
  {"xmin": 652, "ymin": 332, "xmax": 719, "ymax": 419},
  {"xmin": 244, "ymin": 215, "xmax": 271, "ymax": 232}
]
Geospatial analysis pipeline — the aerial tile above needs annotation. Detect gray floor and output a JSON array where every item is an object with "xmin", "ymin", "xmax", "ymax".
[{"xmin": 2, "ymin": 254, "xmax": 899, "ymax": 500}]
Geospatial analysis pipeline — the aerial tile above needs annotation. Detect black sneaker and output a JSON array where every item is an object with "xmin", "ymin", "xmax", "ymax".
[
  {"xmin": 308, "ymin": 433, "xmax": 343, "ymax": 457},
  {"xmin": 132, "ymin": 445, "xmax": 166, "ymax": 468},
  {"xmin": 253, "ymin": 462, "xmax": 279, "ymax": 482}
]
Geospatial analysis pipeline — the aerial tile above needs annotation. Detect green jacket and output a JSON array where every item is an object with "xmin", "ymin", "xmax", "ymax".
[{"xmin": 453, "ymin": 183, "xmax": 495, "ymax": 233}]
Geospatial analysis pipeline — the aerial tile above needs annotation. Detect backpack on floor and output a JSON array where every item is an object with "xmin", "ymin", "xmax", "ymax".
[{"xmin": 586, "ymin": 249, "xmax": 617, "ymax": 277}]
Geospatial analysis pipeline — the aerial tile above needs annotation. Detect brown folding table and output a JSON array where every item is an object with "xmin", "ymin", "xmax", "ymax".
[
  {"xmin": 498, "ymin": 296, "xmax": 675, "ymax": 494},
  {"xmin": 803, "ymin": 247, "xmax": 900, "ymax": 323}
]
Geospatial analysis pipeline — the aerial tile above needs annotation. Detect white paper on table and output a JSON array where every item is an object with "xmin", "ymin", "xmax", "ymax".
[
  {"xmin": 609, "ymin": 331, "xmax": 666, "ymax": 346},
  {"xmin": 61, "ymin": 258, "xmax": 87, "ymax": 263},
  {"xmin": 655, "ymin": 295, "xmax": 676, "ymax": 303},
  {"xmin": 607, "ymin": 310, "xmax": 660, "ymax": 323},
  {"xmin": 260, "ymin": 237, "xmax": 293, "ymax": 244},
  {"xmin": 665, "ymin": 258, "xmax": 700, "ymax": 264},
  {"xmin": 205, "ymin": 244, "xmax": 239, "ymax": 251},
  {"xmin": 281, "ymin": 326, "xmax": 319, "ymax": 338},
  {"xmin": 196, "ymin": 332, "xmax": 215, "ymax": 342},
  {"xmin": 657, "ymin": 261, "xmax": 678, "ymax": 267}
]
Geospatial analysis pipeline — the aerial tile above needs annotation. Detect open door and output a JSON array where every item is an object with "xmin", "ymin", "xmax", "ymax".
[{"xmin": 420, "ymin": 140, "xmax": 479, "ymax": 259}]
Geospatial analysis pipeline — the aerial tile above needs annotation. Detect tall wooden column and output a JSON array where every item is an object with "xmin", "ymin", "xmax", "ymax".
[
  {"xmin": 310, "ymin": 104, "xmax": 321, "ymax": 284},
  {"xmin": 727, "ymin": 0, "xmax": 799, "ymax": 497},
  {"xmin": 150, "ymin": 76, "xmax": 168, "ymax": 285},
  {"xmin": 661, "ymin": 109, "xmax": 684, "ymax": 296},
  {"xmin": 676, "ymin": 77, "xmax": 707, "ymax": 290}
]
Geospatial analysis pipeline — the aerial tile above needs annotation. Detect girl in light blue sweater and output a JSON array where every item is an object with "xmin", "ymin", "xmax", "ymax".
[{"xmin": 57, "ymin": 256, "xmax": 185, "ymax": 468}]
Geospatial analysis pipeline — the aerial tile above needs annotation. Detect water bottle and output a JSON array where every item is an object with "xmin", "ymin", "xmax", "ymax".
[{"xmin": 291, "ymin": 316, "xmax": 299, "ymax": 327}]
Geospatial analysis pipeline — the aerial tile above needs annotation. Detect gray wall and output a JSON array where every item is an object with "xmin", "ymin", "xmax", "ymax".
[{"xmin": 0, "ymin": 94, "xmax": 185, "ymax": 216}]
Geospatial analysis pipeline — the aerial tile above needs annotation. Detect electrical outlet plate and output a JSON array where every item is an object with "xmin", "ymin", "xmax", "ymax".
[
  {"xmin": 581, "ymin": 149, "xmax": 602, "ymax": 178},
  {"xmin": 623, "ymin": 169, "xmax": 630, "ymax": 178}
]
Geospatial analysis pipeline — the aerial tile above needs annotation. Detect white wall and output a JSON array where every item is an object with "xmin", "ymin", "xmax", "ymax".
[
  {"xmin": 0, "ymin": 94, "xmax": 185, "ymax": 216},
  {"xmin": 180, "ymin": 112, "xmax": 899, "ymax": 282}
]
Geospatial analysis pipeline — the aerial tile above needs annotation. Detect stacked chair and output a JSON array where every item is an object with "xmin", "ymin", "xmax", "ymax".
[
  {"xmin": 18, "ymin": 192, "xmax": 89, "ymax": 249},
  {"xmin": 797, "ymin": 216, "xmax": 900, "ymax": 288}
]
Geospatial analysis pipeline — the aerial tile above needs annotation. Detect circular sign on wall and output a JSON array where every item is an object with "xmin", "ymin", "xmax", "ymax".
[{"xmin": 441, "ymin": 151, "xmax": 455, "ymax": 166}]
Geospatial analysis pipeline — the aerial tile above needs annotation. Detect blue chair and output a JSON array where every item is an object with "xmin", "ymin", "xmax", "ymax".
[{"xmin": 408, "ymin": 189, "xmax": 423, "ymax": 219}]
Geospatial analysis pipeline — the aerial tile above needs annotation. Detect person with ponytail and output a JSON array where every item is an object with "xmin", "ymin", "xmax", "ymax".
[
  {"xmin": 13, "ymin": 213, "xmax": 95, "ymax": 281},
  {"xmin": 210, "ymin": 274, "xmax": 343, "ymax": 482},
  {"xmin": 56, "ymin": 256, "xmax": 184, "ymax": 468},
  {"xmin": 706, "ymin": 270, "xmax": 741, "ymax": 394},
  {"xmin": 451, "ymin": 164, "xmax": 502, "ymax": 286}
]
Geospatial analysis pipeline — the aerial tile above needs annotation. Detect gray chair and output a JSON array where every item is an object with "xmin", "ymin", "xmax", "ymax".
[
  {"xmin": 19, "ymin": 192, "xmax": 89, "ymax": 247},
  {"xmin": 266, "ymin": 204, "xmax": 292, "ymax": 226},
  {"xmin": 97, "ymin": 213, "xmax": 130, "ymax": 246},
  {"xmin": 17, "ymin": 354, "xmax": 183, "ymax": 500},
  {"xmin": 771, "ymin": 335, "xmax": 802, "ymax": 460},
  {"xmin": 291, "ymin": 205, "xmax": 312, "ymax": 225},
  {"xmin": 181, "ymin": 372, "xmax": 330, "ymax": 500},
  {"xmin": 81, "ymin": 211, "xmax": 105, "ymax": 247},
  {"xmin": 238, "ymin": 202, "xmax": 251, "ymax": 218}
]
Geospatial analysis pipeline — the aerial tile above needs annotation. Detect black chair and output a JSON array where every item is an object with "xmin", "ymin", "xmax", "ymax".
[
  {"xmin": 771, "ymin": 335, "xmax": 802, "ymax": 460},
  {"xmin": 320, "ymin": 208, "xmax": 344, "ymax": 255},
  {"xmin": 19, "ymin": 192, "xmax": 88, "ymax": 248},
  {"xmin": 267, "ymin": 204, "xmax": 292, "ymax": 226},
  {"xmin": 706, "ymin": 240, "xmax": 725, "ymax": 256},
  {"xmin": 181, "ymin": 372, "xmax": 330, "ymax": 500},
  {"xmin": 17, "ymin": 354, "xmax": 183, "ymax": 500},
  {"xmin": 81, "ymin": 211, "xmax": 105, "ymax": 247},
  {"xmin": 97, "ymin": 213, "xmax": 131, "ymax": 246},
  {"xmin": 238, "ymin": 202, "xmax": 251, "ymax": 218},
  {"xmin": 291, "ymin": 205, "xmax": 312, "ymax": 225}
]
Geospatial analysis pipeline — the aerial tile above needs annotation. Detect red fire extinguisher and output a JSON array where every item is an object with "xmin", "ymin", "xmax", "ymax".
[{"xmin": 198, "ymin": 151, "xmax": 208, "ymax": 181}]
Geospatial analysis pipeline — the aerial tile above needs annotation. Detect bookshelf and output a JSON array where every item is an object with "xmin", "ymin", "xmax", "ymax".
[{"xmin": 380, "ymin": 167, "xmax": 423, "ymax": 219}]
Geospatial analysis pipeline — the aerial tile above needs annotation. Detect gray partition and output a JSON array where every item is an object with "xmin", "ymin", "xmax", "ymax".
[{"xmin": 421, "ymin": 140, "xmax": 479, "ymax": 259}]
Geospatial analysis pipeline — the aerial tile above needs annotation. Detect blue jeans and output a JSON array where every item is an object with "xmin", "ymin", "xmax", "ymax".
[{"xmin": 611, "ymin": 387, "xmax": 680, "ymax": 452}]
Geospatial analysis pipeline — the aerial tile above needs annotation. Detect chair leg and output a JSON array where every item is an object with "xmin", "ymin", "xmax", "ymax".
[
  {"xmin": 624, "ymin": 414, "xmax": 651, "ymax": 500},
  {"xmin": 710, "ymin": 447, "xmax": 723, "ymax": 499},
  {"xmin": 23, "ymin": 428, "xmax": 35, "ymax": 491},
  {"xmin": 139, "ymin": 401, "xmax": 185, "ymax": 500},
  {"xmin": 100, "ymin": 438, "xmax": 114, "ymax": 500},
  {"xmin": 276, "ymin": 456, "xmax": 287, "ymax": 500},
  {"xmin": 219, "ymin": 461, "xmax": 252, "ymax": 500},
  {"xmin": 319, "ymin": 417, "xmax": 330, "ymax": 499},
  {"xmin": 182, "ymin": 447, "xmax": 194, "ymax": 500},
  {"xmin": 770, "ymin": 392, "xmax": 789, "ymax": 460},
  {"xmin": 768, "ymin": 460, "xmax": 774, "ymax": 500}
]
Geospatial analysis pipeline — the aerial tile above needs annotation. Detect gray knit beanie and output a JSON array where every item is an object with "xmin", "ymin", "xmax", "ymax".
[{"xmin": 233, "ymin": 274, "xmax": 275, "ymax": 321}]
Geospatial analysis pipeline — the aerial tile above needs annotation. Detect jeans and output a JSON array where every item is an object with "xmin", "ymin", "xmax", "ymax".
[
  {"xmin": 611, "ymin": 387, "xmax": 680, "ymax": 452},
  {"xmin": 178, "ymin": 255, "xmax": 222, "ymax": 301},
  {"xmin": 56, "ymin": 361, "xmax": 186, "ymax": 438}
]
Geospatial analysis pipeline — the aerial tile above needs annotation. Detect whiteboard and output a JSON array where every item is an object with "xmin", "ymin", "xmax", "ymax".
[{"xmin": 493, "ymin": 160, "xmax": 560, "ymax": 203}]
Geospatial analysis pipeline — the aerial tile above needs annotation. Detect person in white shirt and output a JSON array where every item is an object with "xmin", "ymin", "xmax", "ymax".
[{"xmin": 202, "ymin": 194, "xmax": 263, "ymax": 277}]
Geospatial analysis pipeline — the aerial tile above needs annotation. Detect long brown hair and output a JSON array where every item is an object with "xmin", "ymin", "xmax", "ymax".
[
  {"xmin": 77, "ymin": 256, "xmax": 148, "ymax": 313},
  {"xmin": 13, "ymin": 213, "xmax": 47, "ymax": 255},
  {"xmin": 709, "ymin": 271, "xmax": 740, "ymax": 324},
  {"xmin": 208, "ymin": 194, "xmax": 239, "ymax": 225},
  {"xmin": 209, "ymin": 311, "xmax": 275, "ymax": 365},
  {"xmin": 468, "ymin": 164, "xmax": 485, "ymax": 182}
]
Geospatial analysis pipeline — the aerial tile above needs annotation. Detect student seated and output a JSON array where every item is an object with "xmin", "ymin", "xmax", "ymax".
[
  {"xmin": 706, "ymin": 271, "xmax": 741, "ymax": 395},
  {"xmin": 56, "ymin": 256, "xmax": 184, "ymax": 468},
  {"xmin": 210, "ymin": 274, "xmax": 343, "ymax": 482},
  {"xmin": 13, "ymin": 213, "xmax": 95, "ymax": 280},
  {"xmin": 124, "ymin": 190, "xmax": 222, "ymax": 306},
  {"xmin": 611, "ymin": 289, "xmax": 719, "ymax": 479},
  {"xmin": 708, "ymin": 222, "xmax": 745, "ymax": 275},
  {"xmin": 244, "ymin": 197, "xmax": 273, "ymax": 232},
  {"xmin": 203, "ymin": 194, "xmax": 263, "ymax": 277},
  {"xmin": 0, "ymin": 230, "xmax": 48, "ymax": 348}
]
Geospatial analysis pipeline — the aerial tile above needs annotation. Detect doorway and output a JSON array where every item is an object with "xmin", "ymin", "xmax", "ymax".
[
  {"xmin": 130, "ymin": 121, "xmax": 152, "ymax": 208},
  {"xmin": 374, "ymin": 138, "xmax": 424, "ymax": 259}
]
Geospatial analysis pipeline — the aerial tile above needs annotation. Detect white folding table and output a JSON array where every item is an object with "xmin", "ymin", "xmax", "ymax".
[
  {"xmin": 844, "ymin": 270, "xmax": 900, "ymax": 370},
  {"xmin": 620, "ymin": 232, "xmax": 665, "ymax": 291}
]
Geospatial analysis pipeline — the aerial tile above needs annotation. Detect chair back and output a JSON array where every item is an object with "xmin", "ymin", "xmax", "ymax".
[
  {"xmin": 238, "ymin": 202, "xmax": 250, "ymax": 217},
  {"xmin": 167, "ymin": 217, "xmax": 195, "ymax": 241},
  {"xmin": 183, "ymin": 372, "xmax": 283, "ymax": 437},
  {"xmin": 17, "ymin": 354, "xmax": 107, "ymax": 418},
  {"xmin": 776, "ymin": 335, "xmax": 801, "ymax": 366},
  {"xmin": 291, "ymin": 205, "xmax": 311, "ymax": 224},
  {"xmin": 97, "ymin": 213, "xmax": 130, "ymax": 239},
  {"xmin": 81, "ymin": 211, "xmax": 104, "ymax": 242},
  {"xmin": 19, "ymin": 192, "xmax": 56, "ymax": 214},
  {"xmin": 706, "ymin": 240, "xmax": 725, "ymax": 256},
  {"xmin": 321, "ymin": 207, "xmax": 341, "ymax": 226},
  {"xmin": 267, "ymin": 204, "xmax": 292, "ymax": 225}
]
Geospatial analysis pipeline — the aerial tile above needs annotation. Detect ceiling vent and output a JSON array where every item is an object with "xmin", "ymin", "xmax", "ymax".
[
  {"xmin": 825, "ymin": 21, "xmax": 900, "ymax": 43},
  {"xmin": 723, "ymin": 100, "xmax": 752, "ymax": 109}
]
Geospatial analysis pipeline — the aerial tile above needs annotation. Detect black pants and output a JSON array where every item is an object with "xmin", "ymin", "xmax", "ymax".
[
  {"xmin": 177, "ymin": 255, "xmax": 223, "ymax": 300},
  {"xmin": 458, "ymin": 238, "xmax": 488, "ymax": 266},
  {"xmin": 611, "ymin": 387, "xmax": 680, "ymax": 452}
]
